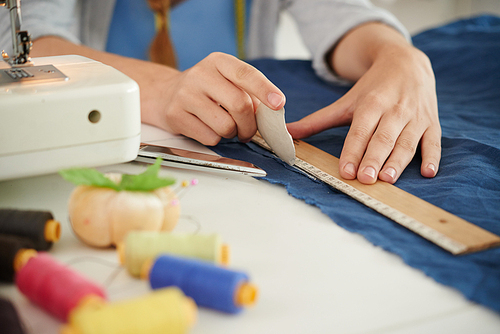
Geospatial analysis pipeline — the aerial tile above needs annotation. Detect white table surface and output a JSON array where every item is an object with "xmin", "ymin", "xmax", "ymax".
[{"xmin": 1, "ymin": 124, "xmax": 500, "ymax": 334}]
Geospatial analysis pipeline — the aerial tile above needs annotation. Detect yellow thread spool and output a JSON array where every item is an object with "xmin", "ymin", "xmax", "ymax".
[
  {"xmin": 74, "ymin": 294, "xmax": 107, "ymax": 312},
  {"xmin": 61, "ymin": 287, "xmax": 196, "ymax": 334},
  {"xmin": 119, "ymin": 231, "xmax": 230, "ymax": 277}
]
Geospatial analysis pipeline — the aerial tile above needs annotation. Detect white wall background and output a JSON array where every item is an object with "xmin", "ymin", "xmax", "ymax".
[{"xmin": 275, "ymin": 0, "xmax": 500, "ymax": 59}]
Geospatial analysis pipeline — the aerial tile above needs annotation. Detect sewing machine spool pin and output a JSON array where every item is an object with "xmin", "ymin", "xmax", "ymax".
[{"xmin": 1, "ymin": 0, "xmax": 34, "ymax": 66}]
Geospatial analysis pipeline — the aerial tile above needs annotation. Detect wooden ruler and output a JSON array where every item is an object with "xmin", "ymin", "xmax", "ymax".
[{"xmin": 252, "ymin": 135, "xmax": 500, "ymax": 255}]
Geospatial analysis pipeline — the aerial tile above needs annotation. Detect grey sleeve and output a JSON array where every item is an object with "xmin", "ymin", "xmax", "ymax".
[
  {"xmin": 0, "ymin": 0, "xmax": 81, "ymax": 56},
  {"xmin": 285, "ymin": 0, "xmax": 411, "ymax": 84}
]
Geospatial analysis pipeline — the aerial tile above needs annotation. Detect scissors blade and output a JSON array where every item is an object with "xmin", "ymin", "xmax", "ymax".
[{"xmin": 135, "ymin": 143, "xmax": 267, "ymax": 177}]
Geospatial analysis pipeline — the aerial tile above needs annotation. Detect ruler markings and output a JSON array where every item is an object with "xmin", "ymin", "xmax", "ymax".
[
  {"xmin": 294, "ymin": 159, "xmax": 466, "ymax": 254},
  {"xmin": 251, "ymin": 135, "xmax": 500, "ymax": 255}
]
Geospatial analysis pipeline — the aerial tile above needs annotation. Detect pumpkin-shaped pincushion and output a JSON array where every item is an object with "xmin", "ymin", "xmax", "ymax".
[{"xmin": 60, "ymin": 158, "xmax": 179, "ymax": 247}]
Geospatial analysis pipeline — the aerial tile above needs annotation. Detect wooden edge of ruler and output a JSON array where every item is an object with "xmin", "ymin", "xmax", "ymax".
[{"xmin": 251, "ymin": 134, "xmax": 500, "ymax": 255}]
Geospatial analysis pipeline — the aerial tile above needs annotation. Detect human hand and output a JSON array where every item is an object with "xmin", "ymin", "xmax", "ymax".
[
  {"xmin": 29, "ymin": 39, "xmax": 285, "ymax": 146},
  {"xmin": 152, "ymin": 52, "xmax": 286, "ymax": 146},
  {"xmin": 287, "ymin": 45, "xmax": 441, "ymax": 184}
]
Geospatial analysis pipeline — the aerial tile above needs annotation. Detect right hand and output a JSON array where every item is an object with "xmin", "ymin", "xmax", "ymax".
[{"xmin": 153, "ymin": 52, "xmax": 286, "ymax": 145}]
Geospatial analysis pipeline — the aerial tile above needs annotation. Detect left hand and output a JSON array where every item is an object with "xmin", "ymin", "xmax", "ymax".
[{"xmin": 287, "ymin": 31, "xmax": 441, "ymax": 184}]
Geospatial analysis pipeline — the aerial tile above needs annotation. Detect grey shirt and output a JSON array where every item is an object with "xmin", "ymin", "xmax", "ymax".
[{"xmin": 0, "ymin": 0, "xmax": 410, "ymax": 84}]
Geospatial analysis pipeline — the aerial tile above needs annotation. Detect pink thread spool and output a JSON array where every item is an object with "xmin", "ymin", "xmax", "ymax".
[{"xmin": 15, "ymin": 253, "xmax": 107, "ymax": 321}]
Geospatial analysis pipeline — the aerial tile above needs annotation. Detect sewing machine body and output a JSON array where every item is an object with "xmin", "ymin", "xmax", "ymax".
[{"xmin": 0, "ymin": 55, "xmax": 141, "ymax": 181}]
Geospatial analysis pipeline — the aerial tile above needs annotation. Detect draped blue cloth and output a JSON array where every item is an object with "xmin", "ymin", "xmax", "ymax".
[{"xmin": 212, "ymin": 15, "xmax": 500, "ymax": 312}]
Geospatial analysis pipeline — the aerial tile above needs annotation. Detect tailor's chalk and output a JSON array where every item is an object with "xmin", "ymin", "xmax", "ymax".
[
  {"xmin": 143, "ymin": 254, "xmax": 257, "ymax": 314},
  {"xmin": 0, "ymin": 209, "xmax": 61, "ymax": 250},
  {"xmin": 61, "ymin": 287, "xmax": 196, "ymax": 334},
  {"xmin": 255, "ymin": 103, "xmax": 296, "ymax": 165},
  {"xmin": 119, "ymin": 231, "xmax": 230, "ymax": 277},
  {"xmin": 15, "ymin": 252, "xmax": 107, "ymax": 321}
]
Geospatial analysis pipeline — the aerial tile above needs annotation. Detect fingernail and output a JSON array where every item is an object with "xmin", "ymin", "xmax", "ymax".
[
  {"xmin": 425, "ymin": 163, "xmax": 437, "ymax": 177},
  {"xmin": 363, "ymin": 166, "xmax": 376, "ymax": 180},
  {"xmin": 383, "ymin": 167, "xmax": 397, "ymax": 181},
  {"xmin": 343, "ymin": 163, "xmax": 356, "ymax": 177},
  {"xmin": 267, "ymin": 92, "xmax": 284, "ymax": 109},
  {"xmin": 427, "ymin": 163, "xmax": 436, "ymax": 174}
]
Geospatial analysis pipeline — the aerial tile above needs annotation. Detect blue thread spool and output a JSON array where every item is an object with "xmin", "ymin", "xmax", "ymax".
[{"xmin": 143, "ymin": 255, "xmax": 258, "ymax": 314}]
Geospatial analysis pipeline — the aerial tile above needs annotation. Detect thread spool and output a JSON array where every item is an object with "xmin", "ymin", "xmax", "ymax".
[
  {"xmin": 0, "ymin": 297, "xmax": 26, "ymax": 334},
  {"xmin": 61, "ymin": 287, "xmax": 196, "ymax": 334},
  {"xmin": 143, "ymin": 254, "xmax": 258, "ymax": 314},
  {"xmin": 15, "ymin": 252, "xmax": 107, "ymax": 321},
  {"xmin": 0, "ymin": 234, "xmax": 37, "ymax": 282},
  {"xmin": 0, "ymin": 209, "xmax": 61, "ymax": 250},
  {"xmin": 118, "ymin": 231, "xmax": 230, "ymax": 277}
]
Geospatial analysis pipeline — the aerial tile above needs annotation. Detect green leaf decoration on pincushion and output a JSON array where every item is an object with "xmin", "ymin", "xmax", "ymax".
[
  {"xmin": 59, "ymin": 157, "xmax": 175, "ymax": 191},
  {"xmin": 59, "ymin": 167, "xmax": 121, "ymax": 190}
]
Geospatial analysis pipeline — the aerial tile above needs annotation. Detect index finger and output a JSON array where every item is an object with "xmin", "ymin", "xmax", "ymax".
[{"xmin": 210, "ymin": 52, "xmax": 286, "ymax": 111}]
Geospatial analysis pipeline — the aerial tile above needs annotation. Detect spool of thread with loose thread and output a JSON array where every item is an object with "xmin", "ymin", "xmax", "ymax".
[
  {"xmin": 0, "ymin": 209, "xmax": 61, "ymax": 250},
  {"xmin": 118, "ymin": 230, "xmax": 230, "ymax": 277},
  {"xmin": 0, "ymin": 297, "xmax": 27, "ymax": 334},
  {"xmin": 15, "ymin": 252, "xmax": 107, "ymax": 322},
  {"xmin": 142, "ymin": 254, "xmax": 258, "ymax": 314},
  {"xmin": 0, "ymin": 233, "xmax": 37, "ymax": 282},
  {"xmin": 61, "ymin": 287, "xmax": 197, "ymax": 334}
]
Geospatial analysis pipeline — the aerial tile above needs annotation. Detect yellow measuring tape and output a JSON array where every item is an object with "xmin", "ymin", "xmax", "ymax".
[{"xmin": 234, "ymin": 0, "xmax": 246, "ymax": 59}]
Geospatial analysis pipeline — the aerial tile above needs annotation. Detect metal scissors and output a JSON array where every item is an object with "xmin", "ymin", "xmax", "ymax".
[{"xmin": 135, "ymin": 143, "xmax": 266, "ymax": 177}]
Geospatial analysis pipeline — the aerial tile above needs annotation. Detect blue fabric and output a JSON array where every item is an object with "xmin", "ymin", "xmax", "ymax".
[{"xmin": 211, "ymin": 15, "xmax": 500, "ymax": 313}]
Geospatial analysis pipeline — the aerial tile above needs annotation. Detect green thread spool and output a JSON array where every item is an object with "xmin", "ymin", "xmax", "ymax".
[{"xmin": 118, "ymin": 231, "xmax": 230, "ymax": 277}]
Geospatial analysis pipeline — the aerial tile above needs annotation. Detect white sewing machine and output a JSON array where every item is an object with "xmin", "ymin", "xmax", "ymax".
[{"xmin": 0, "ymin": 0, "xmax": 141, "ymax": 181}]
